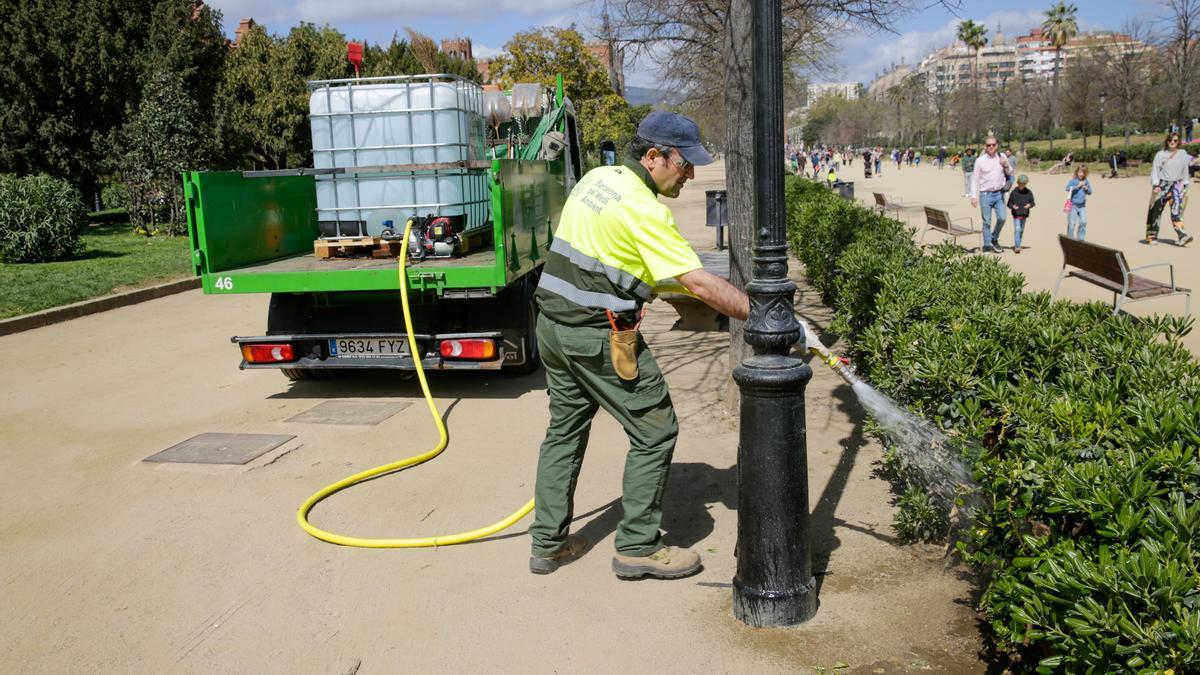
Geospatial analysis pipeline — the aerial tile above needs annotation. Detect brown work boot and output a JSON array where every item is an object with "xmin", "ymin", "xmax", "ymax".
[
  {"xmin": 612, "ymin": 546, "xmax": 702, "ymax": 580},
  {"xmin": 529, "ymin": 534, "xmax": 589, "ymax": 575}
]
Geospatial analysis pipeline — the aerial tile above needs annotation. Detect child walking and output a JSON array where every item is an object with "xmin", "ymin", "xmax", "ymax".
[
  {"xmin": 1006, "ymin": 174, "xmax": 1036, "ymax": 253},
  {"xmin": 1065, "ymin": 165, "xmax": 1092, "ymax": 240}
]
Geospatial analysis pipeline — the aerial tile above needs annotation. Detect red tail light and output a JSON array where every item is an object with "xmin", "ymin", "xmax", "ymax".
[
  {"xmin": 241, "ymin": 343, "xmax": 297, "ymax": 363},
  {"xmin": 439, "ymin": 339, "xmax": 496, "ymax": 360}
]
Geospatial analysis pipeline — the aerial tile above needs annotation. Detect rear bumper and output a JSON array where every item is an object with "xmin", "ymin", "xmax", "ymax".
[{"xmin": 232, "ymin": 331, "xmax": 507, "ymax": 371}]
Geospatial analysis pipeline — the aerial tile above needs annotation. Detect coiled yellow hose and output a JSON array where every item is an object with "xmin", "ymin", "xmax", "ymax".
[{"xmin": 296, "ymin": 218, "xmax": 536, "ymax": 547}]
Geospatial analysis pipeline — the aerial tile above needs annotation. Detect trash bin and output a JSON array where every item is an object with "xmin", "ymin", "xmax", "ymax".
[
  {"xmin": 705, "ymin": 189, "xmax": 728, "ymax": 250},
  {"xmin": 837, "ymin": 181, "xmax": 855, "ymax": 201}
]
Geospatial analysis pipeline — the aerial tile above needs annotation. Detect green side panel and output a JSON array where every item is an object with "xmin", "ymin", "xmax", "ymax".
[
  {"xmin": 493, "ymin": 159, "xmax": 566, "ymax": 286},
  {"xmin": 185, "ymin": 171, "xmax": 318, "ymax": 273},
  {"xmin": 196, "ymin": 265, "xmax": 504, "ymax": 295}
]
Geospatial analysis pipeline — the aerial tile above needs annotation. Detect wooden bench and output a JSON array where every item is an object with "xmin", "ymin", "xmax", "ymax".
[
  {"xmin": 873, "ymin": 192, "xmax": 905, "ymax": 219},
  {"xmin": 1052, "ymin": 234, "xmax": 1191, "ymax": 315},
  {"xmin": 1028, "ymin": 158, "xmax": 1042, "ymax": 170},
  {"xmin": 1127, "ymin": 159, "xmax": 1144, "ymax": 169},
  {"xmin": 919, "ymin": 206, "xmax": 978, "ymax": 247}
]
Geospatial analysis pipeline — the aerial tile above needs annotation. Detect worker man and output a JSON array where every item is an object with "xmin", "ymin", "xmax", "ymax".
[{"xmin": 529, "ymin": 111, "xmax": 749, "ymax": 579}]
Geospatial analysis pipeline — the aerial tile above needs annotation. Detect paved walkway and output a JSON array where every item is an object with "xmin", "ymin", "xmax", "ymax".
[
  {"xmin": 848, "ymin": 155, "xmax": 1197, "ymax": 355},
  {"xmin": 0, "ymin": 160, "xmax": 987, "ymax": 673}
]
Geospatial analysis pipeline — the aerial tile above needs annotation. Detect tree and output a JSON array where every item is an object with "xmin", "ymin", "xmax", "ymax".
[
  {"xmin": 1062, "ymin": 47, "xmax": 1106, "ymax": 148},
  {"xmin": 1102, "ymin": 21, "xmax": 1155, "ymax": 146},
  {"xmin": 0, "ymin": 0, "xmax": 162, "ymax": 193},
  {"xmin": 576, "ymin": 93, "xmax": 640, "ymax": 157},
  {"xmin": 1159, "ymin": 0, "xmax": 1200, "ymax": 132},
  {"xmin": 956, "ymin": 19, "xmax": 987, "ymax": 141},
  {"xmin": 113, "ymin": 69, "xmax": 212, "ymax": 235},
  {"xmin": 1042, "ymin": 2, "xmax": 1079, "ymax": 150},
  {"xmin": 489, "ymin": 27, "xmax": 614, "ymax": 103},
  {"xmin": 213, "ymin": 23, "xmax": 349, "ymax": 170}
]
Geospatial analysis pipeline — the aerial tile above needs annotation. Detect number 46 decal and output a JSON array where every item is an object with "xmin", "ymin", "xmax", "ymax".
[{"xmin": 213, "ymin": 276, "xmax": 234, "ymax": 290}]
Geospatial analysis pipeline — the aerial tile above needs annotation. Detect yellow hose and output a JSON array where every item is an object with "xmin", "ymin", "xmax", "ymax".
[{"xmin": 296, "ymin": 218, "xmax": 535, "ymax": 547}]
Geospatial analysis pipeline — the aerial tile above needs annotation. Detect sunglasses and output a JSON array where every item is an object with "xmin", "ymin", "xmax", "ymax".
[
  {"xmin": 661, "ymin": 148, "xmax": 692, "ymax": 171},
  {"xmin": 986, "ymin": 143, "xmax": 998, "ymax": 147}
]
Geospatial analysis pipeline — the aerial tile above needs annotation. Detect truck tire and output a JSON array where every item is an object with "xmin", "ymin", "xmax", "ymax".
[
  {"xmin": 267, "ymin": 293, "xmax": 336, "ymax": 381},
  {"xmin": 505, "ymin": 275, "xmax": 542, "ymax": 376}
]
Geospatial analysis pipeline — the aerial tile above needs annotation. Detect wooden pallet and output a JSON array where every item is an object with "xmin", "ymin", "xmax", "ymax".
[{"xmin": 314, "ymin": 237, "xmax": 381, "ymax": 260}]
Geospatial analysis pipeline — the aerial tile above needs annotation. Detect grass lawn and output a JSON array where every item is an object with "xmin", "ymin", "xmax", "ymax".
[
  {"xmin": 1020, "ymin": 133, "xmax": 1163, "ymax": 152},
  {"xmin": 0, "ymin": 222, "xmax": 192, "ymax": 319}
]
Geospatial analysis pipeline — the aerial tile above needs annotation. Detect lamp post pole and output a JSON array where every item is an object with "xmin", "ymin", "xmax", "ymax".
[
  {"xmin": 1099, "ymin": 91, "xmax": 1107, "ymax": 151},
  {"xmin": 731, "ymin": 0, "xmax": 817, "ymax": 628}
]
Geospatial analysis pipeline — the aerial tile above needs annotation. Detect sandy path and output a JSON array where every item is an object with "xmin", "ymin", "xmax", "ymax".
[
  {"xmin": 0, "ymin": 161, "xmax": 987, "ymax": 673},
  {"xmin": 846, "ymin": 154, "xmax": 1196, "ymax": 354}
]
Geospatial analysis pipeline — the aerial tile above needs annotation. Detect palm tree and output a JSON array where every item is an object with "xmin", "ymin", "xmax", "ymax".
[
  {"xmin": 957, "ymin": 20, "xmax": 988, "ymax": 141},
  {"xmin": 1042, "ymin": 2, "xmax": 1079, "ymax": 151}
]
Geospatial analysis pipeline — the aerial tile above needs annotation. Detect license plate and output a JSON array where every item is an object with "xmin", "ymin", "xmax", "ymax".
[{"xmin": 328, "ymin": 338, "xmax": 409, "ymax": 358}]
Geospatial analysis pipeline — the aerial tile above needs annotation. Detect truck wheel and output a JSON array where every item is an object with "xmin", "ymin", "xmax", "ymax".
[{"xmin": 505, "ymin": 277, "xmax": 541, "ymax": 376}]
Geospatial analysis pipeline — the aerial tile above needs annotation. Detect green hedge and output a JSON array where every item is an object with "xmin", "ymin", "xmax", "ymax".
[
  {"xmin": 0, "ymin": 174, "xmax": 87, "ymax": 263},
  {"xmin": 1023, "ymin": 143, "xmax": 1166, "ymax": 164},
  {"xmin": 785, "ymin": 176, "xmax": 1200, "ymax": 672}
]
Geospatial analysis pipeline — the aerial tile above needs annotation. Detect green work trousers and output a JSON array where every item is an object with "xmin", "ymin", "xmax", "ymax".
[{"xmin": 530, "ymin": 313, "xmax": 679, "ymax": 558}]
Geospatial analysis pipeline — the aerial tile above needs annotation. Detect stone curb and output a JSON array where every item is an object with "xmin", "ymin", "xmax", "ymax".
[{"xmin": 0, "ymin": 277, "xmax": 202, "ymax": 337}]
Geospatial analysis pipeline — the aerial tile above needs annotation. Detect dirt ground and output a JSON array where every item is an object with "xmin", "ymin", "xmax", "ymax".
[
  {"xmin": 1, "ymin": 160, "xmax": 990, "ymax": 673},
  {"xmin": 848, "ymin": 153, "xmax": 1197, "ymax": 355}
]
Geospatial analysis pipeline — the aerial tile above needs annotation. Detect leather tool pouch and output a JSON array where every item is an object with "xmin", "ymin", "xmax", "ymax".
[
  {"xmin": 606, "ymin": 309, "xmax": 644, "ymax": 381},
  {"xmin": 609, "ymin": 328, "xmax": 639, "ymax": 381}
]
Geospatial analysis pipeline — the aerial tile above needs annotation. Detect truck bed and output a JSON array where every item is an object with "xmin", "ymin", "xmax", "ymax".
[{"xmin": 226, "ymin": 247, "xmax": 496, "ymax": 275}]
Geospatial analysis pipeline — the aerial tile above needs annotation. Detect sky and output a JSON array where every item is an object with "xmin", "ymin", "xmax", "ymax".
[{"xmin": 203, "ymin": 0, "xmax": 1171, "ymax": 89}]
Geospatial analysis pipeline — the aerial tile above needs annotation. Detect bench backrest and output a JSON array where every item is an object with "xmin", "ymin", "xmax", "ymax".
[
  {"xmin": 1058, "ymin": 234, "xmax": 1127, "ymax": 285},
  {"xmin": 874, "ymin": 192, "xmax": 886, "ymax": 207},
  {"xmin": 924, "ymin": 206, "xmax": 951, "ymax": 229}
]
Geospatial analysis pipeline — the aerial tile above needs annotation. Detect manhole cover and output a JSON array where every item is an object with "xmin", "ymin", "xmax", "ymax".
[
  {"xmin": 145, "ymin": 433, "xmax": 296, "ymax": 465},
  {"xmin": 286, "ymin": 400, "xmax": 410, "ymax": 426}
]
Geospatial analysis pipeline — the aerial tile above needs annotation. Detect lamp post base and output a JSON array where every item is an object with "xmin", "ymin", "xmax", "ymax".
[{"xmin": 733, "ymin": 576, "xmax": 817, "ymax": 627}]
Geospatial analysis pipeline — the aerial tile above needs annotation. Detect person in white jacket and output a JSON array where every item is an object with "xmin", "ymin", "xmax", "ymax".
[{"xmin": 1146, "ymin": 132, "xmax": 1194, "ymax": 246}]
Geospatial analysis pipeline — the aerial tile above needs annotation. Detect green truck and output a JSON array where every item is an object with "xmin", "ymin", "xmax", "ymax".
[{"xmin": 183, "ymin": 74, "xmax": 582, "ymax": 379}]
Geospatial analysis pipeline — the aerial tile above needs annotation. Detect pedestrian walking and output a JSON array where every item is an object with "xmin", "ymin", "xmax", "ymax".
[
  {"xmin": 1065, "ymin": 165, "xmax": 1092, "ymax": 241},
  {"xmin": 961, "ymin": 147, "xmax": 977, "ymax": 197},
  {"xmin": 1006, "ymin": 174, "xmax": 1035, "ymax": 253},
  {"xmin": 873, "ymin": 148, "xmax": 882, "ymax": 176},
  {"xmin": 1145, "ymin": 132, "xmax": 1195, "ymax": 246},
  {"xmin": 969, "ymin": 137, "xmax": 1013, "ymax": 253},
  {"xmin": 937, "ymin": 146, "xmax": 947, "ymax": 169},
  {"xmin": 529, "ymin": 111, "xmax": 750, "ymax": 579}
]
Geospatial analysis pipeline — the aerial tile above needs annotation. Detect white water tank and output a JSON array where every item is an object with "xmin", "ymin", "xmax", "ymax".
[{"xmin": 308, "ymin": 75, "xmax": 488, "ymax": 237}]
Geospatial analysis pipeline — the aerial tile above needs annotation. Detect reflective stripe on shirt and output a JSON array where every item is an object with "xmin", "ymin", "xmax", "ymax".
[{"xmin": 538, "ymin": 272, "xmax": 639, "ymax": 313}]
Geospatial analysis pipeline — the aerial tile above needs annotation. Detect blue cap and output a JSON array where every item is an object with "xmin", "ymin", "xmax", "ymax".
[{"xmin": 636, "ymin": 111, "xmax": 714, "ymax": 167}]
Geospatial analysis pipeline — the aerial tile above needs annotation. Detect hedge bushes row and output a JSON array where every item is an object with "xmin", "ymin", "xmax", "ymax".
[
  {"xmin": 785, "ymin": 177, "xmax": 1200, "ymax": 672},
  {"xmin": 1022, "ymin": 142, "xmax": 1167, "ymax": 164},
  {"xmin": 0, "ymin": 174, "xmax": 87, "ymax": 263}
]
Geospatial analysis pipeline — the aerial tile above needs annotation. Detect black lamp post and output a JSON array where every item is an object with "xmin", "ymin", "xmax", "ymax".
[
  {"xmin": 1099, "ymin": 91, "xmax": 1107, "ymax": 150},
  {"xmin": 731, "ymin": 0, "xmax": 817, "ymax": 627}
]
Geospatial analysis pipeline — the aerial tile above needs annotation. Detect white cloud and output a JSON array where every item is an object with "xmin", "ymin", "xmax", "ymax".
[{"xmin": 472, "ymin": 44, "xmax": 504, "ymax": 59}]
